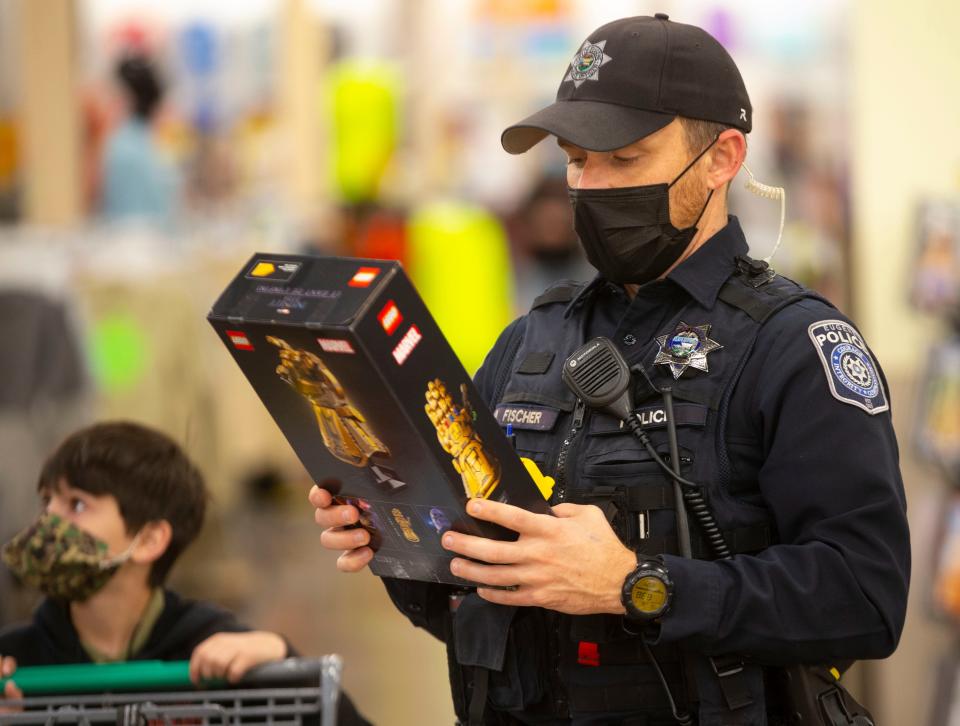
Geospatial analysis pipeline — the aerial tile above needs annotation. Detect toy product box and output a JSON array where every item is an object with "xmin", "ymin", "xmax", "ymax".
[{"xmin": 208, "ymin": 254, "xmax": 552, "ymax": 586}]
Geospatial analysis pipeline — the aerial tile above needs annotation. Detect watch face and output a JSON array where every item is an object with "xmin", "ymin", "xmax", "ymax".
[{"xmin": 629, "ymin": 574, "xmax": 668, "ymax": 615}]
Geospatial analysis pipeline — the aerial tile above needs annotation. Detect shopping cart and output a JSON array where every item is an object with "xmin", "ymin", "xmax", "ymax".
[{"xmin": 0, "ymin": 656, "xmax": 342, "ymax": 726}]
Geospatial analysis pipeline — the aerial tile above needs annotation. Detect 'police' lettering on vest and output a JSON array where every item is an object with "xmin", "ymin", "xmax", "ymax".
[{"xmin": 813, "ymin": 324, "xmax": 866, "ymax": 351}]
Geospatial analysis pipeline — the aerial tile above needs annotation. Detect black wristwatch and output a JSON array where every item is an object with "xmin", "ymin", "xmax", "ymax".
[{"xmin": 621, "ymin": 555, "xmax": 673, "ymax": 621}]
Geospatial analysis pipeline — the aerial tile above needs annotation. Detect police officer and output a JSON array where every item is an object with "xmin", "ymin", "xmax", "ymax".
[{"xmin": 309, "ymin": 14, "xmax": 910, "ymax": 726}]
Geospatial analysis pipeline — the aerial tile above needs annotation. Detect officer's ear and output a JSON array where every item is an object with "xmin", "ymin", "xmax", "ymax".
[
  {"xmin": 131, "ymin": 520, "xmax": 173, "ymax": 565},
  {"xmin": 706, "ymin": 129, "xmax": 746, "ymax": 191}
]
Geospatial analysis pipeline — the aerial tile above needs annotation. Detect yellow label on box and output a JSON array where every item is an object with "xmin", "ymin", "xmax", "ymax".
[{"xmin": 251, "ymin": 262, "xmax": 276, "ymax": 277}]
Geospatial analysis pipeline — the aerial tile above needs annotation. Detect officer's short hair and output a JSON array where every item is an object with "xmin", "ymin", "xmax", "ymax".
[
  {"xmin": 37, "ymin": 421, "xmax": 208, "ymax": 587},
  {"xmin": 678, "ymin": 117, "xmax": 745, "ymax": 155}
]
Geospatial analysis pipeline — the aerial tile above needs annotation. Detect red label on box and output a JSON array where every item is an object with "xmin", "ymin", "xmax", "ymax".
[
  {"xmin": 317, "ymin": 338, "xmax": 356, "ymax": 354},
  {"xmin": 392, "ymin": 325, "xmax": 422, "ymax": 365},
  {"xmin": 226, "ymin": 330, "xmax": 254, "ymax": 351},
  {"xmin": 377, "ymin": 300, "xmax": 403, "ymax": 335},
  {"xmin": 348, "ymin": 266, "xmax": 381, "ymax": 287}
]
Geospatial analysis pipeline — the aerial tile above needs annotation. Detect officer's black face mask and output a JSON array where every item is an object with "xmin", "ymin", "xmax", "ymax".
[{"xmin": 568, "ymin": 137, "xmax": 717, "ymax": 285}]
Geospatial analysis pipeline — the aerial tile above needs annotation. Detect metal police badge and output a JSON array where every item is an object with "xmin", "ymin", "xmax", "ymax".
[
  {"xmin": 654, "ymin": 322, "xmax": 723, "ymax": 379},
  {"xmin": 808, "ymin": 320, "xmax": 888, "ymax": 415},
  {"xmin": 564, "ymin": 40, "xmax": 613, "ymax": 88}
]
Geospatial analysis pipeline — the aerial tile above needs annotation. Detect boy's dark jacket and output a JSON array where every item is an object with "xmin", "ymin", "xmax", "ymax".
[{"xmin": 0, "ymin": 589, "xmax": 372, "ymax": 725}]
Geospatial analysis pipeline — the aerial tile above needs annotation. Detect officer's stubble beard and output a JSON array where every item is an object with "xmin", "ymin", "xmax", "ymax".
[{"xmin": 623, "ymin": 160, "xmax": 716, "ymax": 299}]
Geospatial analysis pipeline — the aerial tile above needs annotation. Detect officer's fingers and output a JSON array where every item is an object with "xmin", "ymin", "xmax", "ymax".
[
  {"xmin": 314, "ymin": 503, "xmax": 359, "ymax": 529},
  {"xmin": 307, "ymin": 485, "xmax": 333, "ymax": 509},
  {"xmin": 552, "ymin": 503, "xmax": 590, "ymax": 518},
  {"xmin": 336, "ymin": 546, "xmax": 373, "ymax": 572},
  {"xmin": 553, "ymin": 503, "xmax": 613, "ymax": 531},
  {"xmin": 441, "ymin": 531, "xmax": 518, "ymax": 564},
  {"xmin": 466, "ymin": 498, "xmax": 552, "ymax": 536},
  {"xmin": 450, "ymin": 559, "xmax": 536, "ymax": 588},
  {"xmin": 476, "ymin": 584, "xmax": 546, "ymax": 608},
  {"xmin": 320, "ymin": 526, "xmax": 370, "ymax": 551}
]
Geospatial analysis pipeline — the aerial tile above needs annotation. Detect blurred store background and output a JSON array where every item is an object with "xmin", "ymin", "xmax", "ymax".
[{"xmin": 0, "ymin": 0, "xmax": 958, "ymax": 723}]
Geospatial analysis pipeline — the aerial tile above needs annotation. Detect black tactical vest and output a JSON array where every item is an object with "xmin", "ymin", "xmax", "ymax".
[{"xmin": 449, "ymin": 260, "xmax": 832, "ymax": 726}]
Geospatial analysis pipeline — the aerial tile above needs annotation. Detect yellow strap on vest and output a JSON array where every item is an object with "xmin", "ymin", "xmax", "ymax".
[{"xmin": 521, "ymin": 457, "xmax": 555, "ymax": 501}]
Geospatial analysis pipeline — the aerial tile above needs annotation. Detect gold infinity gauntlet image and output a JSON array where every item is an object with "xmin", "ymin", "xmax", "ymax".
[
  {"xmin": 268, "ymin": 336, "xmax": 389, "ymax": 467},
  {"xmin": 424, "ymin": 378, "xmax": 501, "ymax": 499}
]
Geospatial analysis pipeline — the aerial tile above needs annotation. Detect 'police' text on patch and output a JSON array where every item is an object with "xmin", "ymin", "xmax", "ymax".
[{"xmin": 808, "ymin": 320, "xmax": 888, "ymax": 415}]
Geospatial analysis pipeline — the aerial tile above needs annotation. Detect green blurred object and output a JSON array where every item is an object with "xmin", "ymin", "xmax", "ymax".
[
  {"xmin": 88, "ymin": 314, "xmax": 149, "ymax": 392},
  {"xmin": 0, "ymin": 661, "xmax": 218, "ymax": 695},
  {"xmin": 326, "ymin": 60, "xmax": 400, "ymax": 203},
  {"xmin": 407, "ymin": 201, "xmax": 514, "ymax": 375}
]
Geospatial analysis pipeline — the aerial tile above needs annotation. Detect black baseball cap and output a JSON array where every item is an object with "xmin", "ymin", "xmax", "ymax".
[{"xmin": 501, "ymin": 14, "xmax": 752, "ymax": 154}]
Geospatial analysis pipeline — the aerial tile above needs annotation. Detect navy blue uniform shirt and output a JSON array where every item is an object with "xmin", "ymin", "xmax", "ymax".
[{"xmin": 385, "ymin": 216, "xmax": 910, "ymax": 667}]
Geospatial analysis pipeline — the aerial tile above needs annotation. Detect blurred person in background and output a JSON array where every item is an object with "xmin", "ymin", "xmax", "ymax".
[
  {"xmin": 100, "ymin": 53, "xmax": 179, "ymax": 225},
  {"xmin": 0, "ymin": 290, "xmax": 90, "ymax": 627},
  {"xmin": 507, "ymin": 175, "xmax": 593, "ymax": 313},
  {"xmin": 310, "ymin": 14, "xmax": 908, "ymax": 726}
]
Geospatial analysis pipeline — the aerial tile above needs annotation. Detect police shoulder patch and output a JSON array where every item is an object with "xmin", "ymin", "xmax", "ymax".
[{"xmin": 807, "ymin": 320, "xmax": 888, "ymax": 415}]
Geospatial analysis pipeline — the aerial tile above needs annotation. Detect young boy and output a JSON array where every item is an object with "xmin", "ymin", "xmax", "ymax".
[{"xmin": 0, "ymin": 422, "xmax": 368, "ymax": 724}]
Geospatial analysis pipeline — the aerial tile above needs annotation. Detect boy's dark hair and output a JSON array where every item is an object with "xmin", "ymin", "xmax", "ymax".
[
  {"xmin": 116, "ymin": 54, "xmax": 164, "ymax": 120},
  {"xmin": 37, "ymin": 421, "xmax": 208, "ymax": 587}
]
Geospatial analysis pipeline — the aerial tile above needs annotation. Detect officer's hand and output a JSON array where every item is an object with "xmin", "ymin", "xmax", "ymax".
[
  {"xmin": 308, "ymin": 484, "xmax": 373, "ymax": 572},
  {"xmin": 0, "ymin": 656, "xmax": 24, "ymax": 713},
  {"xmin": 442, "ymin": 499, "xmax": 636, "ymax": 615}
]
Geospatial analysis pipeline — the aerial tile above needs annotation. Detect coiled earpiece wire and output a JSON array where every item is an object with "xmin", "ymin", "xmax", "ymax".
[{"xmin": 741, "ymin": 162, "xmax": 785, "ymax": 264}]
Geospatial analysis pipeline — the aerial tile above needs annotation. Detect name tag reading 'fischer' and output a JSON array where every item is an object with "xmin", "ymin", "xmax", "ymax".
[{"xmin": 494, "ymin": 404, "xmax": 560, "ymax": 431}]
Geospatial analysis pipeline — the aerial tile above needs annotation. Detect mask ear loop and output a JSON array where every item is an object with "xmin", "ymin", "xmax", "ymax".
[
  {"xmin": 741, "ymin": 162, "xmax": 786, "ymax": 263},
  {"xmin": 667, "ymin": 133, "xmax": 721, "ymax": 189},
  {"xmin": 667, "ymin": 134, "xmax": 719, "ymax": 231},
  {"xmin": 99, "ymin": 533, "xmax": 142, "ymax": 570}
]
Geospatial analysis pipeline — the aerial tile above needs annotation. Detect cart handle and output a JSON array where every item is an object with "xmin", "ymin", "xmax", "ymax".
[{"xmin": 0, "ymin": 657, "xmax": 330, "ymax": 696}]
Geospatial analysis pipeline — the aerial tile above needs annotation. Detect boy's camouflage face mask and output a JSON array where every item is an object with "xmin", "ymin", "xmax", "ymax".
[{"xmin": 1, "ymin": 513, "xmax": 133, "ymax": 601}]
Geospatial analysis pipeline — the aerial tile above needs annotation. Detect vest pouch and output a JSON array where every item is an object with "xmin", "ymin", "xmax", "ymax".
[
  {"xmin": 486, "ymin": 607, "xmax": 554, "ymax": 712},
  {"xmin": 578, "ymin": 431, "xmax": 693, "ymax": 553},
  {"xmin": 450, "ymin": 596, "xmax": 555, "ymax": 719}
]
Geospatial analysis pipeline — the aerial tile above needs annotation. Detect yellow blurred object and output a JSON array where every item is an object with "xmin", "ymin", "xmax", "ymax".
[
  {"xmin": 251, "ymin": 262, "xmax": 276, "ymax": 277},
  {"xmin": 830, "ymin": 667, "xmax": 841, "ymax": 681},
  {"xmin": 326, "ymin": 60, "xmax": 400, "ymax": 203},
  {"xmin": 476, "ymin": 0, "xmax": 568, "ymax": 22},
  {"xmin": 407, "ymin": 200, "xmax": 513, "ymax": 375},
  {"xmin": 521, "ymin": 457, "xmax": 555, "ymax": 501}
]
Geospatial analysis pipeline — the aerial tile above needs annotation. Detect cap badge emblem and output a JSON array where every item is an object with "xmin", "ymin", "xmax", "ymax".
[
  {"xmin": 654, "ymin": 322, "xmax": 723, "ymax": 379},
  {"xmin": 564, "ymin": 39, "xmax": 613, "ymax": 88}
]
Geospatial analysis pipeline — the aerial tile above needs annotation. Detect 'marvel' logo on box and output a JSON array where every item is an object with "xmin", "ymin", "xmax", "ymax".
[{"xmin": 392, "ymin": 325, "xmax": 422, "ymax": 365}]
